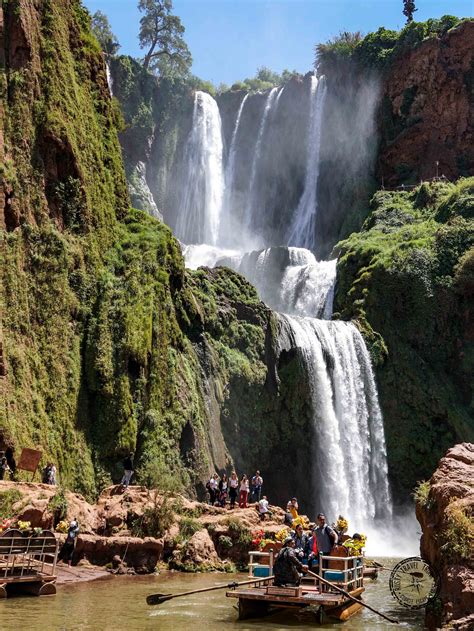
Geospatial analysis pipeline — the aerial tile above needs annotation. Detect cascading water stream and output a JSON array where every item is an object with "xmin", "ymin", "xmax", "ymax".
[
  {"xmin": 278, "ymin": 315, "xmax": 393, "ymax": 528},
  {"xmin": 288, "ymin": 75, "xmax": 327, "ymax": 249},
  {"xmin": 176, "ymin": 91, "xmax": 224, "ymax": 245},
  {"xmin": 215, "ymin": 242, "xmax": 394, "ymax": 532},
  {"xmin": 244, "ymin": 87, "xmax": 280, "ymax": 230},
  {"xmin": 220, "ymin": 93, "xmax": 249, "ymax": 245}
]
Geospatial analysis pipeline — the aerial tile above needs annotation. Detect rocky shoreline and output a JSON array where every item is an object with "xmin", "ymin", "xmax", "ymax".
[{"xmin": 0, "ymin": 481, "xmax": 286, "ymax": 576}]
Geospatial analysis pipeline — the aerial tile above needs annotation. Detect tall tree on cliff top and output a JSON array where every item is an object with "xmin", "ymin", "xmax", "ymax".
[
  {"xmin": 138, "ymin": 0, "xmax": 192, "ymax": 76},
  {"xmin": 402, "ymin": 0, "xmax": 417, "ymax": 23},
  {"xmin": 91, "ymin": 11, "xmax": 120, "ymax": 55}
]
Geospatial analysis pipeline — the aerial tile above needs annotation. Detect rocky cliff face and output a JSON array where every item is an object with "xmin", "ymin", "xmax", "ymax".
[
  {"xmin": 416, "ymin": 443, "xmax": 474, "ymax": 630},
  {"xmin": 379, "ymin": 20, "xmax": 474, "ymax": 186}
]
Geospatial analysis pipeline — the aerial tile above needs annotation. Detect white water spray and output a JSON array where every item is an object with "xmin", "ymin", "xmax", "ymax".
[
  {"xmin": 288, "ymin": 75, "xmax": 327, "ymax": 249},
  {"xmin": 176, "ymin": 91, "xmax": 224, "ymax": 245}
]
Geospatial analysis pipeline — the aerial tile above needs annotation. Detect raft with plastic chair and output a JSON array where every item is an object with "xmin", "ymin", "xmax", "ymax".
[{"xmin": 227, "ymin": 551, "xmax": 366, "ymax": 623}]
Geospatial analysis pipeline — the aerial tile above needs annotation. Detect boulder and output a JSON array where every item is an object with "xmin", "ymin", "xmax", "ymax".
[
  {"xmin": 184, "ymin": 529, "xmax": 219, "ymax": 565},
  {"xmin": 416, "ymin": 443, "xmax": 474, "ymax": 629}
]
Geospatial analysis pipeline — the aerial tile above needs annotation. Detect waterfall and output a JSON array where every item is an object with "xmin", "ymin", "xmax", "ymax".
[
  {"xmin": 244, "ymin": 87, "xmax": 280, "ymax": 230},
  {"xmin": 279, "ymin": 315, "xmax": 393, "ymax": 527},
  {"xmin": 225, "ymin": 93, "xmax": 249, "ymax": 197},
  {"xmin": 171, "ymin": 79, "xmax": 393, "ymax": 538},
  {"xmin": 176, "ymin": 91, "xmax": 224, "ymax": 245},
  {"xmin": 220, "ymin": 93, "xmax": 249, "ymax": 245},
  {"xmin": 106, "ymin": 62, "xmax": 113, "ymax": 96},
  {"xmin": 218, "ymin": 246, "xmax": 336, "ymax": 319},
  {"xmin": 288, "ymin": 75, "xmax": 327, "ymax": 250}
]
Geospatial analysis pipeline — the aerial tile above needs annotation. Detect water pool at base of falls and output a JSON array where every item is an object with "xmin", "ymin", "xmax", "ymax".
[{"xmin": 0, "ymin": 564, "xmax": 425, "ymax": 630}]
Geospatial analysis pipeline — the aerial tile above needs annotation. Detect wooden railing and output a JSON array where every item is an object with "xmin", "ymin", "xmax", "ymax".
[
  {"xmin": 248, "ymin": 549, "xmax": 274, "ymax": 577},
  {"xmin": 0, "ymin": 529, "xmax": 58, "ymax": 580},
  {"xmin": 318, "ymin": 553, "xmax": 364, "ymax": 592}
]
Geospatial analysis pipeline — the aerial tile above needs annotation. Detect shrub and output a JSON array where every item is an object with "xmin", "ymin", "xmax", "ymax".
[
  {"xmin": 48, "ymin": 488, "xmax": 68, "ymax": 521},
  {"xmin": 179, "ymin": 517, "xmax": 201, "ymax": 540},
  {"xmin": 413, "ymin": 480, "xmax": 433, "ymax": 509},
  {"xmin": 132, "ymin": 494, "xmax": 175, "ymax": 538},
  {"xmin": 225, "ymin": 517, "xmax": 252, "ymax": 545},
  {"xmin": 0, "ymin": 490, "xmax": 23, "ymax": 520},
  {"xmin": 440, "ymin": 501, "xmax": 473, "ymax": 562},
  {"xmin": 218, "ymin": 535, "xmax": 233, "ymax": 549}
]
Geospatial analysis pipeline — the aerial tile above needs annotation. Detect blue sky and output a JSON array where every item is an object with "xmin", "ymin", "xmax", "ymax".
[{"xmin": 83, "ymin": 0, "xmax": 472, "ymax": 85}]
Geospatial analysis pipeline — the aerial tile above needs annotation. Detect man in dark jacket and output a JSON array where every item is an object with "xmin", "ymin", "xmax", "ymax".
[{"xmin": 273, "ymin": 537, "xmax": 308, "ymax": 586}]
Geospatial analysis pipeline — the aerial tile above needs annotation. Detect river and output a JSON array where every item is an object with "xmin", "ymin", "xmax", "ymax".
[{"xmin": 0, "ymin": 559, "xmax": 424, "ymax": 630}]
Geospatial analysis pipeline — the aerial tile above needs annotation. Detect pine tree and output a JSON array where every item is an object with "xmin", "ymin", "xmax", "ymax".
[{"xmin": 403, "ymin": 0, "xmax": 417, "ymax": 24}]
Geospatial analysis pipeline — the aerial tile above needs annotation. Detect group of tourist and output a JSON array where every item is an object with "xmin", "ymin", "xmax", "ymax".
[
  {"xmin": 273, "ymin": 513, "xmax": 338, "ymax": 586},
  {"xmin": 206, "ymin": 470, "xmax": 263, "ymax": 509},
  {"xmin": 42, "ymin": 462, "xmax": 57, "ymax": 485}
]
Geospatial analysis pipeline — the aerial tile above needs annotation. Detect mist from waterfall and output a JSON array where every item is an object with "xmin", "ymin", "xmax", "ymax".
[
  {"xmin": 176, "ymin": 91, "xmax": 224, "ymax": 245},
  {"xmin": 288, "ymin": 75, "xmax": 327, "ymax": 249},
  {"xmin": 219, "ymin": 246, "xmax": 336, "ymax": 319}
]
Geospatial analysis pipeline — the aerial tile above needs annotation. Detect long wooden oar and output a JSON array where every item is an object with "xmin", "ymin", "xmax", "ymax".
[
  {"xmin": 307, "ymin": 569, "xmax": 399, "ymax": 624},
  {"xmin": 146, "ymin": 574, "xmax": 274, "ymax": 605}
]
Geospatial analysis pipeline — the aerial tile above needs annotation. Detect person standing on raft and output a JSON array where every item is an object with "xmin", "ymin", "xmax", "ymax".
[{"xmin": 314, "ymin": 512, "xmax": 338, "ymax": 565}]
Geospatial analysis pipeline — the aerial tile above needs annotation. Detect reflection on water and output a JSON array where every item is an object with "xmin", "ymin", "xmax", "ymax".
[{"xmin": 0, "ymin": 559, "xmax": 424, "ymax": 630}]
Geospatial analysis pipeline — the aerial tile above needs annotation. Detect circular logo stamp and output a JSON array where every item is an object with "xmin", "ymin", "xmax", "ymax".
[{"xmin": 389, "ymin": 557, "xmax": 439, "ymax": 609}]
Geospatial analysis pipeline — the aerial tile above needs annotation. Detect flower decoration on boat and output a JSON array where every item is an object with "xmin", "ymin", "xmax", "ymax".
[
  {"xmin": 251, "ymin": 529, "xmax": 265, "ymax": 548},
  {"xmin": 335, "ymin": 515, "xmax": 349, "ymax": 534},
  {"xmin": 55, "ymin": 520, "xmax": 69, "ymax": 533},
  {"xmin": 17, "ymin": 520, "xmax": 31, "ymax": 531},
  {"xmin": 275, "ymin": 527, "xmax": 291, "ymax": 542},
  {"xmin": 0, "ymin": 518, "xmax": 15, "ymax": 533}
]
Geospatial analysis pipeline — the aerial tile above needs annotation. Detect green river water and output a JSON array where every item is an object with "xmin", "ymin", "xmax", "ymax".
[{"xmin": 0, "ymin": 559, "xmax": 424, "ymax": 630}]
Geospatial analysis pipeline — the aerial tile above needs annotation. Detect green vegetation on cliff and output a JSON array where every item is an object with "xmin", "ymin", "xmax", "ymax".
[
  {"xmin": 1, "ymin": 0, "xmax": 280, "ymax": 501},
  {"xmin": 316, "ymin": 15, "xmax": 465, "ymax": 72},
  {"xmin": 336, "ymin": 179, "xmax": 474, "ymax": 502}
]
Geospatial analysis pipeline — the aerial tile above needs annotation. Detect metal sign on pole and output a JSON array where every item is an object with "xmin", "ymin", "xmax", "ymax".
[{"xmin": 17, "ymin": 448, "xmax": 42, "ymax": 481}]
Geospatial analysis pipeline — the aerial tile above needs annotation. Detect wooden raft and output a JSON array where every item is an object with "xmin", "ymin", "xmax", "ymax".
[
  {"xmin": 0, "ymin": 529, "xmax": 58, "ymax": 598},
  {"xmin": 227, "ymin": 583, "xmax": 364, "ymax": 621},
  {"xmin": 230, "ymin": 551, "xmax": 366, "ymax": 622}
]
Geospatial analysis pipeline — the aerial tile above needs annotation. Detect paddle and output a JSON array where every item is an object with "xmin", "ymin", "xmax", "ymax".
[
  {"xmin": 146, "ymin": 574, "xmax": 274, "ymax": 606},
  {"xmin": 307, "ymin": 569, "xmax": 399, "ymax": 624}
]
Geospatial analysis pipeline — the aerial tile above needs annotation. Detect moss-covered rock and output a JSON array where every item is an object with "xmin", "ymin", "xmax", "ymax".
[{"xmin": 336, "ymin": 179, "xmax": 474, "ymax": 502}]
